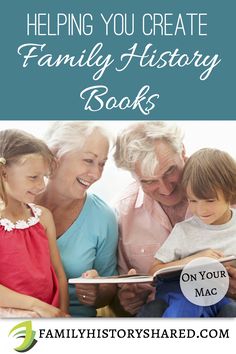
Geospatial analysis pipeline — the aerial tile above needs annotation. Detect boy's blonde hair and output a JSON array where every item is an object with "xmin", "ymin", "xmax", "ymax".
[
  {"xmin": 182, "ymin": 148, "xmax": 236, "ymax": 204},
  {"xmin": 0, "ymin": 129, "xmax": 56, "ymax": 205}
]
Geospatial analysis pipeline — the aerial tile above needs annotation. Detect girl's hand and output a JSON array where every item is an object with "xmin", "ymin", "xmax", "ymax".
[
  {"xmin": 0, "ymin": 307, "xmax": 40, "ymax": 318},
  {"xmin": 33, "ymin": 301, "xmax": 70, "ymax": 318}
]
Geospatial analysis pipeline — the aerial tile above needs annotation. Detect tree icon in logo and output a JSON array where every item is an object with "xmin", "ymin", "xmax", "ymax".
[{"xmin": 8, "ymin": 320, "xmax": 37, "ymax": 352}]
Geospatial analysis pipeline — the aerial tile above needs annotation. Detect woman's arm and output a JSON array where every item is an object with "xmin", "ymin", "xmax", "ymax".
[
  {"xmin": 149, "ymin": 249, "xmax": 225, "ymax": 275},
  {"xmin": 40, "ymin": 207, "xmax": 69, "ymax": 314},
  {"xmin": 76, "ymin": 207, "xmax": 119, "ymax": 309}
]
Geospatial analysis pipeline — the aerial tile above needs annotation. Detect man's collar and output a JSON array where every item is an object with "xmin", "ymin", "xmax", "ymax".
[{"xmin": 134, "ymin": 186, "xmax": 145, "ymax": 208}]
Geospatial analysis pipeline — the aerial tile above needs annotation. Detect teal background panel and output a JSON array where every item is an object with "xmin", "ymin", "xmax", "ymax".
[{"xmin": 0, "ymin": 0, "xmax": 235, "ymax": 120}]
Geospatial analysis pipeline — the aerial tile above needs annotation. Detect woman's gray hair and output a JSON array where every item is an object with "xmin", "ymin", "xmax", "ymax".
[
  {"xmin": 45, "ymin": 121, "xmax": 112, "ymax": 158},
  {"xmin": 114, "ymin": 121, "xmax": 184, "ymax": 177}
]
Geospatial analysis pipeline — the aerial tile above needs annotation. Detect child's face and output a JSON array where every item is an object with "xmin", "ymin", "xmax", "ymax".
[
  {"xmin": 4, "ymin": 153, "xmax": 49, "ymax": 204},
  {"xmin": 186, "ymin": 184, "xmax": 231, "ymax": 225}
]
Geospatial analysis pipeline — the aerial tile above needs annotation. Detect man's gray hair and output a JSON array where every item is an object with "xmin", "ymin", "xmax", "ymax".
[
  {"xmin": 114, "ymin": 121, "xmax": 184, "ymax": 177},
  {"xmin": 45, "ymin": 121, "xmax": 111, "ymax": 158}
]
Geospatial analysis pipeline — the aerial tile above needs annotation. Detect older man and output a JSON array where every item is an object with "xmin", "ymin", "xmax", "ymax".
[{"xmin": 113, "ymin": 121, "xmax": 236, "ymax": 316}]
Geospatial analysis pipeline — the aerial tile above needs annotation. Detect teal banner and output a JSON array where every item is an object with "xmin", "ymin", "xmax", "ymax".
[{"xmin": 0, "ymin": 0, "xmax": 235, "ymax": 119}]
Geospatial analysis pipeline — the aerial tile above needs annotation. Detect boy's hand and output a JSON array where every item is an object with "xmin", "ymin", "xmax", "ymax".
[{"xmin": 188, "ymin": 249, "xmax": 224, "ymax": 261}]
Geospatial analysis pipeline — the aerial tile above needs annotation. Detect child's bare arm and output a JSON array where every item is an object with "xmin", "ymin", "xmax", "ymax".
[
  {"xmin": 0, "ymin": 284, "xmax": 67, "ymax": 317},
  {"xmin": 149, "ymin": 249, "xmax": 224, "ymax": 275},
  {"xmin": 40, "ymin": 206, "xmax": 69, "ymax": 314}
]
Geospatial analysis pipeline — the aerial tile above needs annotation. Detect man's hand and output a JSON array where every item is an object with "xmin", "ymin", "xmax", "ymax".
[
  {"xmin": 226, "ymin": 265, "xmax": 236, "ymax": 299},
  {"xmin": 118, "ymin": 269, "xmax": 153, "ymax": 315}
]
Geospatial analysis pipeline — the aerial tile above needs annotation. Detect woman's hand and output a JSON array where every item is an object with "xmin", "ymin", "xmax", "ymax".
[
  {"xmin": 75, "ymin": 269, "xmax": 117, "ymax": 308},
  {"xmin": 75, "ymin": 269, "xmax": 100, "ymax": 306}
]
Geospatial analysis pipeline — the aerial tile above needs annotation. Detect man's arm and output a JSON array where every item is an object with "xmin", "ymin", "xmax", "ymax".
[
  {"xmin": 226, "ymin": 266, "xmax": 236, "ymax": 299},
  {"xmin": 115, "ymin": 236, "xmax": 153, "ymax": 316}
]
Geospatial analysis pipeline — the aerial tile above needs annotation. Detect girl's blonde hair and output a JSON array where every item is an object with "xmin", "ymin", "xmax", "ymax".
[
  {"xmin": 0, "ymin": 129, "xmax": 56, "ymax": 205},
  {"xmin": 182, "ymin": 148, "xmax": 236, "ymax": 203}
]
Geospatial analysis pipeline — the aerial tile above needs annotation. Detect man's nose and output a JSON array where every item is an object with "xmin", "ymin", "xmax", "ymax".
[{"xmin": 158, "ymin": 178, "xmax": 174, "ymax": 195}]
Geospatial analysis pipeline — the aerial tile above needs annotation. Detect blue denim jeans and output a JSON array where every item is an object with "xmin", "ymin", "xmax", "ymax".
[
  {"xmin": 217, "ymin": 300, "xmax": 236, "ymax": 317},
  {"xmin": 137, "ymin": 298, "xmax": 168, "ymax": 317},
  {"xmin": 155, "ymin": 277, "xmax": 231, "ymax": 318}
]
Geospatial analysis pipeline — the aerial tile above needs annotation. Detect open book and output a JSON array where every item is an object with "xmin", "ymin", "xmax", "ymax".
[{"xmin": 68, "ymin": 255, "xmax": 236, "ymax": 284}]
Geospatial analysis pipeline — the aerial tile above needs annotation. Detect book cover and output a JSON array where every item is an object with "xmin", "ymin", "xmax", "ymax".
[{"xmin": 68, "ymin": 255, "xmax": 236, "ymax": 284}]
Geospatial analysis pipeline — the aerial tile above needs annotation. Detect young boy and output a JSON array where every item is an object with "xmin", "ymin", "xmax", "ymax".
[{"xmin": 148, "ymin": 148, "xmax": 236, "ymax": 317}]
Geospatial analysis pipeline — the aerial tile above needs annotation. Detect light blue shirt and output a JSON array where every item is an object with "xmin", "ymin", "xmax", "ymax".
[{"xmin": 57, "ymin": 193, "xmax": 118, "ymax": 317}]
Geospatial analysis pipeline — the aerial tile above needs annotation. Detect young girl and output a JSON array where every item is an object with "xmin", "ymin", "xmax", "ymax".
[
  {"xmin": 0, "ymin": 129, "xmax": 69, "ymax": 317},
  {"xmin": 149, "ymin": 148, "xmax": 236, "ymax": 317}
]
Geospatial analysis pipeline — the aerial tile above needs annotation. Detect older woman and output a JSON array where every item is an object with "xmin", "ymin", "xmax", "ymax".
[
  {"xmin": 0, "ymin": 121, "xmax": 118, "ymax": 318},
  {"xmin": 37, "ymin": 121, "xmax": 118, "ymax": 317}
]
